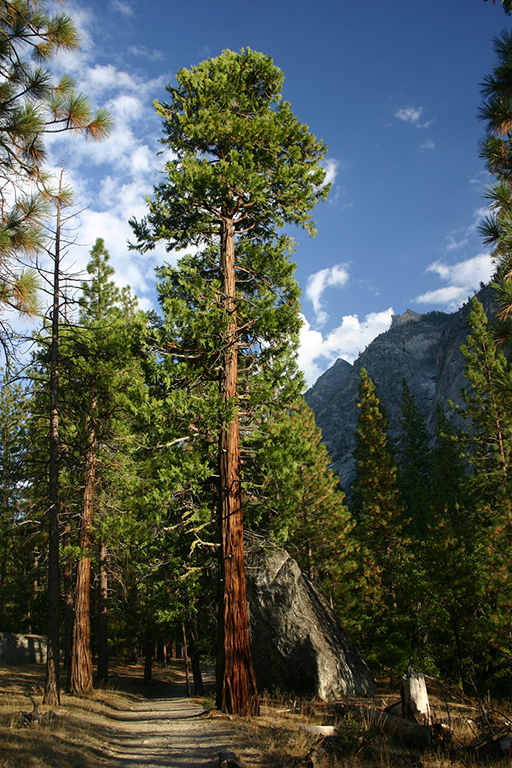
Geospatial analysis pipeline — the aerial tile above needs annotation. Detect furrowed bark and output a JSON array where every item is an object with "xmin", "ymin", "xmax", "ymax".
[
  {"xmin": 97, "ymin": 538, "xmax": 109, "ymax": 685},
  {"xmin": 216, "ymin": 216, "xmax": 259, "ymax": 716},
  {"xmin": 69, "ymin": 403, "xmax": 97, "ymax": 696}
]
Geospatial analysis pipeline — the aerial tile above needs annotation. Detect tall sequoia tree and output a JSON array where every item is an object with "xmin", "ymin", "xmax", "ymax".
[{"xmin": 131, "ymin": 48, "xmax": 328, "ymax": 715}]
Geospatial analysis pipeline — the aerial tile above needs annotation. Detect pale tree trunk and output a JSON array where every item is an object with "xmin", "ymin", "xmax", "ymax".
[
  {"xmin": 69, "ymin": 402, "xmax": 97, "ymax": 695},
  {"xmin": 97, "ymin": 538, "xmax": 109, "ymax": 685},
  {"xmin": 401, "ymin": 666, "xmax": 431, "ymax": 725},
  {"xmin": 44, "ymin": 188, "xmax": 63, "ymax": 707},
  {"xmin": 216, "ymin": 216, "xmax": 259, "ymax": 716}
]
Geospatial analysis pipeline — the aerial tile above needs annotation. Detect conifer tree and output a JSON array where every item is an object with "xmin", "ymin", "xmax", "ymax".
[
  {"xmin": 459, "ymin": 297, "xmax": 512, "ymax": 503},
  {"xmin": 0, "ymin": 0, "xmax": 112, "ymax": 343},
  {"xmin": 478, "ymin": 29, "xmax": 512, "ymax": 333},
  {"xmin": 397, "ymin": 379, "xmax": 431, "ymax": 536},
  {"xmin": 0, "ymin": 368, "xmax": 33, "ymax": 627},
  {"xmin": 424, "ymin": 408, "xmax": 478, "ymax": 688},
  {"xmin": 351, "ymin": 369, "xmax": 412, "ymax": 672},
  {"xmin": 456, "ymin": 298, "xmax": 512, "ymax": 689},
  {"xmin": 131, "ymin": 48, "xmax": 328, "ymax": 715},
  {"xmin": 246, "ymin": 398, "xmax": 355, "ymax": 607},
  {"xmin": 66, "ymin": 239, "xmax": 146, "ymax": 695}
]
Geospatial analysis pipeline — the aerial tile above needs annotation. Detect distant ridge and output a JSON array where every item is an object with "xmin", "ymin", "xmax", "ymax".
[{"xmin": 305, "ymin": 286, "xmax": 494, "ymax": 491}]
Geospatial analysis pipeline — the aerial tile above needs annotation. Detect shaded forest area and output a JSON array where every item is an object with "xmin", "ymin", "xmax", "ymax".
[{"xmin": 3, "ymin": 0, "xmax": 512, "ymax": 717}]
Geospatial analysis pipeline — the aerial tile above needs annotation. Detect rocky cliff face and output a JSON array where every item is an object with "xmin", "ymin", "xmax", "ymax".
[{"xmin": 305, "ymin": 287, "xmax": 494, "ymax": 491}]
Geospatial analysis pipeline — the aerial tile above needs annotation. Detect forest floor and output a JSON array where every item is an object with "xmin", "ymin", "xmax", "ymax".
[{"xmin": 0, "ymin": 661, "xmax": 511, "ymax": 768}]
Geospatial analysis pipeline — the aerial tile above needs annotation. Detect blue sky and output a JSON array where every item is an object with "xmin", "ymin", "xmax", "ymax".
[{"xmin": 39, "ymin": 0, "xmax": 510, "ymax": 385}]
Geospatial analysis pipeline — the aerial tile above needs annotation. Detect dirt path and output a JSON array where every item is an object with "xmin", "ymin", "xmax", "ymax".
[
  {"xmin": 101, "ymin": 668, "xmax": 251, "ymax": 768},
  {"xmin": 104, "ymin": 697, "xmax": 241, "ymax": 768}
]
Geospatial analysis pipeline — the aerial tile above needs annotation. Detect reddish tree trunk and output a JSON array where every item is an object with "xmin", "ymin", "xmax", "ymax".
[
  {"xmin": 216, "ymin": 217, "xmax": 258, "ymax": 716},
  {"xmin": 97, "ymin": 538, "xmax": 108, "ymax": 685},
  {"xmin": 69, "ymin": 407, "xmax": 96, "ymax": 696}
]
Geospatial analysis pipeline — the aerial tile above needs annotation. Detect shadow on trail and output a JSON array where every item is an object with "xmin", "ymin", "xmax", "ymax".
[{"xmin": 104, "ymin": 663, "xmax": 235, "ymax": 768}]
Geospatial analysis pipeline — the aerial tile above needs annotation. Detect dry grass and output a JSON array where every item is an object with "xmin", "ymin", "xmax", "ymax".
[
  {"xmin": 231, "ymin": 683, "xmax": 512, "ymax": 768},
  {"xmin": 1, "ymin": 666, "xmax": 511, "ymax": 768},
  {"xmin": 0, "ymin": 662, "xmax": 178, "ymax": 768}
]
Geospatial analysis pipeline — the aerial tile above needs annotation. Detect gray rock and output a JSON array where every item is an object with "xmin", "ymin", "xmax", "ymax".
[
  {"xmin": 245, "ymin": 535, "xmax": 375, "ymax": 700},
  {"xmin": 305, "ymin": 286, "xmax": 495, "ymax": 491},
  {"xmin": 0, "ymin": 632, "xmax": 47, "ymax": 664}
]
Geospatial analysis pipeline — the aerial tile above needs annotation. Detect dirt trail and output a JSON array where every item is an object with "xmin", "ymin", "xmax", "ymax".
[{"xmin": 102, "ymin": 669, "xmax": 249, "ymax": 768}]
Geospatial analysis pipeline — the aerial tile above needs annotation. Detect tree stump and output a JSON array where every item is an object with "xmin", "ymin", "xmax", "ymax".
[{"xmin": 401, "ymin": 666, "xmax": 431, "ymax": 725}]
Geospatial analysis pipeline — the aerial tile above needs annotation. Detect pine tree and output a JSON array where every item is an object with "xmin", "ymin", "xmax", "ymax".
[
  {"xmin": 397, "ymin": 379, "xmax": 431, "ymax": 537},
  {"xmin": 350, "ymin": 369, "xmax": 413, "ymax": 672},
  {"xmin": 130, "ymin": 48, "xmax": 328, "ymax": 715},
  {"xmin": 459, "ymin": 297, "xmax": 512, "ymax": 504},
  {"xmin": 0, "ymin": 368, "xmax": 34, "ymax": 628},
  {"xmin": 65, "ymin": 239, "xmax": 146, "ymax": 695},
  {"xmin": 423, "ymin": 408, "xmax": 478, "ymax": 688},
  {"xmin": 478, "ymin": 29, "xmax": 512, "ymax": 335},
  {"xmin": 245, "ymin": 398, "xmax": 355, "ymax": 606},
  {"xmin": 456, "ymin": 297, "xmax": 512, "ymax": 691},
  {"xmin": 0, "ymin": 0, "xmax": 112, "ymax": 343}
]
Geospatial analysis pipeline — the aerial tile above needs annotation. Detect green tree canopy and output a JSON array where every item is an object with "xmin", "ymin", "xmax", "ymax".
[{"xmin": 131, "ymin": 47, "xmax": 329, "ymax": 715}]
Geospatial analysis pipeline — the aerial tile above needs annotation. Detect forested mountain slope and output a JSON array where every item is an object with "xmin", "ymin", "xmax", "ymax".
[{"xmin": 305, "ymin": 285, "xmax": 494, "ymax": 490}]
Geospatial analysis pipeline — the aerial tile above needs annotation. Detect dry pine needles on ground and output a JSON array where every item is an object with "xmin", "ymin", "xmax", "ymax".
[{"xmin": 1, "ymin": 664, "xmax": 512, "ymax": 768}]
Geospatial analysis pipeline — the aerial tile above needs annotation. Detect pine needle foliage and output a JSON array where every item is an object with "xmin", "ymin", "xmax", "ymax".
[
  {"xmin": 131, "ymin": 48, "xmax": 329, "ymax": 715},
  {"xmin": 0, "ymin": 0, "xmax": 113, "ymax": 332}
]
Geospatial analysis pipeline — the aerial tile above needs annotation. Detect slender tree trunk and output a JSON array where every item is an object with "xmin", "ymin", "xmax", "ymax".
[
  {"xmin": 216, "ymin": 216, "xmax": 258, "ymax": 716},
  {"xmin": 97, "ymin": 538, "xmax": 109, "ymax": 685},
  {"xmin": 45, "ymin": 189, "xmax": 63, "ymax": 707},
  {"xmin": 69, "ymin": 405, "xmax": 97, "ymax": 696},
  {"xmin": 182, "ymin": 622, "xmax": 191, "ymax": 697},
  {"xmin": 188, "ymin": 624, "xmax": 205, "ymax": 696},
  {"xmin": 1, "ymin": 396, "xmax": 9, "ymax": 623},
  {"xmin": 62, "ymin": 509, "xmax": 74, "ymax": 681},
  {"xmin": 144, "ymin": 635, "xmax": 153, "ymax": 685}
]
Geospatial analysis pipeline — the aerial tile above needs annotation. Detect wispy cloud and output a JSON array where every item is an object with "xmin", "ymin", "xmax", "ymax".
[
  {"xmin": 419, "ymin": 139, "xmax": 435, "ymax": 152},
  {"xmin": 110, "ymin": 0, "xmax": 134, "ymax": 15},
  {"xmin": 395, "ymin": 105, "xmax": 434, "ymax": 129},
  {"xmin": 129, "ymin": 45, "xmax": 165, "ymax": 62},
  {"xmin": 445, "ymin": 234, "xmax": 469, "ymax": 252},
  {"xmin": 306, "ymin": 263, "xmax": 350, "ymax": 326},
  {"xmin": 298, "ymin": 308, "xmax": 394, "ymax": 387},
  {"xmin": 414, "ymin": 253, "xmax": 494, "ymax": 311}
]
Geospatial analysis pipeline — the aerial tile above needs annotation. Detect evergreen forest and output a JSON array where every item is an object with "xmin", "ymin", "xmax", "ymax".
[{"xmin": 3, "ymin": 0, "xmax": 512, "ymax": 715}]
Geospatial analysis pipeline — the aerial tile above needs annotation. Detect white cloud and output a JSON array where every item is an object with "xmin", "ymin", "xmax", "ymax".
[
  {"xmin": 395, "ymin": 106, "xmax": 434, "ymax": 129},
  {"xmin": 396, "ymin": 106, "xmax": 423, "ymax": 125},
  {"xmin": 110, "ymin": 0, "xmax": 134, "ymax": 15},
  {"xmin": 445, "ymin": 234, "xmax": 469, "ymax": 252},
  {"xmin": 305, "ymin": 263, "xmax": 350, "ymax": 326},
  {"xmin": 129, "ymin": 45, "xmax": 165, "ymax": 61},
  {"xmin": 298, "ymin": 308, "xmax": 394, "ymax": 387},
  {"xmin": 465, "ymin": 206, "xmax": 489, "ymax": 236},
  {"xmin": 319, "ymin": 158, "xmax": 339, "ymax": 188},
  {"xmin": 419, "ymin": 139, "xmax": 435, "ymax": 152},
  {"xmin": 414, "ymin": 253, "xmax": 494, "ymax": 311}
]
